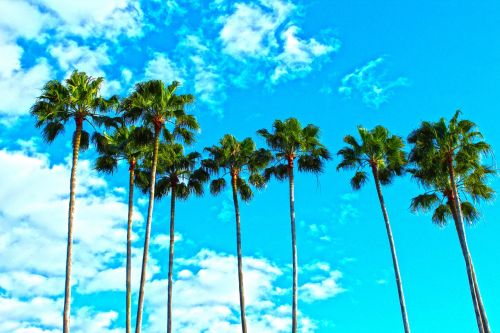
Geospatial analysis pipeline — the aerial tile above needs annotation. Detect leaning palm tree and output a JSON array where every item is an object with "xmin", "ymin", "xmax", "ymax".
[
  {"xmin": 120, "ymin": 80, "xmax": 197, "ymax": 333},
  {"xmin": 93, "ymin": 125, "xmax": 150, "ymax": 333},
  {"xmin": 135, "ymin": 142, "xmax": 209, "ymax": 333},
  {"xmin": 408, "ymin": 111, "xmax": 495, "ymax": 333},
  {"xmin": 30, "ymin": 71, "xmax": 118, "ymax": 333},
  {"xmin": 337, "ymin": 125, "xmax": 411, "ymax": 333},
  {"xmin": 257, "ymin": 118, "xmax": 330, "ymax": 333},
  {"xmin": 202, "ymin": 135, "xmax": 272, "ymax": 333}
]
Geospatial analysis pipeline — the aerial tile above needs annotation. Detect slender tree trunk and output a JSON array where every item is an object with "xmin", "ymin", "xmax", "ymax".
[
  {"xmin": 371, "ymin": 165, "xmax": 411, "ymax": 333},
  {"xmin": 167, "ymin": 184, "xmax": 177, "ymax": 333},
  {"xmin": 471, "ymin": 265, "xmax": 490, "ymax": 331},
  {"xmin": 63, "ymin": 118, "xmax": 83, "ymax": 333},
  {"xmin": 135, "ymin": 130, "xmax": 160, "ymax": 333},
  {"xmin": 126, "ymin": 160, "xmax": 135, "ymax": 333},
  {"xmin": 231, "ymin": 172, "xmax": 248, "ymax": 333},
  {"xmin": 447, "ymin": 158, "xmax": 489, "ymax": 333},
  {"xmin": 288, "ymin": 160, "xmax": 298, "ymax": 333}
]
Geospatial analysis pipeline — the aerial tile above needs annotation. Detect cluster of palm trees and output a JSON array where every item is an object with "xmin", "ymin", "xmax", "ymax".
[{"xmin": 30, "ymin": 71, "xmax": 494, "ymax": 333}]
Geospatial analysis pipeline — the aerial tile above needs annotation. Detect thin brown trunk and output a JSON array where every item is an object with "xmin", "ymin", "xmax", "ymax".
[
  {"xmin": 288, "ymin": 160, "xmax": 298, "ymax": 333},
  {"xmin": 63, "ymin": 118, "xmax": 82, "ymax": 333},
  {"xmin": 371, "ymin": 165, "xmax": 411, "ymax": 333},
  {"xmin": 167, "ymin": 184, "xmax": 176, "ymax": 333},
  {"xmin": 126, "ymin": 160, "xmax": 135, "ymax": 333},
  {"xmin": 231, "ymin": 173, "xmax": 248, "ymax": 333},
  {"xmin": 135, "ymin": 129, "xmax": 160, "ymax": 333},
  {"xmin": 447, "ymin": 157, "xmax": 488, "ymax": 333}
]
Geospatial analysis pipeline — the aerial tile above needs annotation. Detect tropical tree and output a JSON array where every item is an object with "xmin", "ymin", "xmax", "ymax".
[
  {"xmin": 120, "ymin": 80, "xmax": 197, "ymax": 333},
  {"xmin": 93, "ymin": 125, "xmax": 150, "ymax": 333},
  {"xmin": 337, "ymin": 125, "xmax": 411, "ymax": 333},
  {"xmin": 135, "ymin": 142, "xmax": 209, "ymax": 333},
  {"xmin": 408, "ymin": 111, "xmax": 495, "ymax": 333},
  {"xmin": 257, "ymin": 118, "xmax": 330, "ymax": 333},
  {"xmin": 31, "ymin": 71, "xmax": 118, "ymax": 333},
  {"xmin": 202, "ymin": 135, "xmax": 272, "ymax": 333}
]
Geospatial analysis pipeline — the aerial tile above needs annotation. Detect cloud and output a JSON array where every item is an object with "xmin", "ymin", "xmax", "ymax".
[
  {"xmin": 142, "ymin": 249, "xmax": 320, "ymax": 333},
  {"xmin": 33, "ymin": 0, "xmax": 144, "ymax": 39},
  {"xmin": 338, "ymin": 57, "xmax": 409, "ymax": 109},
  {"xmin": 145, "ymin": 53, "xmax": 185, "ymax": 84},
  {"xmin": 300, "ymin": 270, "xmax": 345, "ymax": 303},
  {"xmin": 219, "ymin": 0, "xmax": 294, "ymax": 58},
  {"xmin": 0, "ymin": 0, "xmax": 55, "ymax": 40},
  {"xmin": 0, "ymin": 148, "xmax": 149, "ymax": 330},
  {"xmin": 49, "ymin": 40, "xmax": 111, "ymax": 77},
  {"xmin": 272, "ymin": 26, "xmax": 339, "ymax": 82},
  {"xmin": 0, "ymin": 57, "xmax": 52, "ymax": 119}
]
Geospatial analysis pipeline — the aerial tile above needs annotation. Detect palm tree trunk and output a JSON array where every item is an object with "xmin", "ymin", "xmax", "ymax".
[
  {"xmin": 288, "ymin": 161, "xmax": 298, "ymax": 333},
  {"xmin": 447, "ymin": 158, "xmax": 489, "ymax": 333},
  {"xmin": 63, "ymin": 118, "xmax": 82, "ymax": 333},
  {"xmin": 135, "ymin": 130, "xmax": 160, "ymax": 333},
  {"xmin": 126, "ymin": 160, "xmax": 135, "ymax": 333},
  {"xmin": 371, "ymin": 165, "xmax": 411, "ymax": 333},
  {"xmin": 471, "ymin": 265, "xmax": 490, "ymax": 331},
  {"xmin": 167, "ymin": 184, "xmax": 176, "ymax": 333},
  {"xmin": 231, "ymin": 173, "xmax": 248, "ymax": 333}
]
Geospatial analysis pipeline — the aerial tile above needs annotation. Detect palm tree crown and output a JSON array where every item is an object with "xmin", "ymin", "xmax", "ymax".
[
  {"xmin": 120, "ymin": 80, "xmax": 198, "ymax": 141},
  {"xmin": 203, "ymin": 134, "xmax": 272, "ymax": 200},
  {"xmin": 257, "ymin": 118, "xmax": 330, "ymax": 179},
  {"xmin": 31, "ymin": 70, "xmax": 118, "ymax": 147},
  {"xmin": 94, "ymin": 125, "xmax": 150, "ymax": 172},
  {"xmin": 408, "ymin": 111, "xmax": 495, "ymax": 224},
  {"xmin": 336, "ymin": 125, "xmax": 407, "ymax": 189},
  {"xmin": 136, "ymin": 142, "xmax": 209, "ymax": 199}
]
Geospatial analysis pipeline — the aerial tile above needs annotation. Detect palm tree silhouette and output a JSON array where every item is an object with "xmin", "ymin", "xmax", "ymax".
[
  {"xmin": 257, "ymin": 118, "xmax": 330, "ymax": 333},
  {"xmin": 337, "ymin": 125, "xmax": 411, "ymax": 333}
]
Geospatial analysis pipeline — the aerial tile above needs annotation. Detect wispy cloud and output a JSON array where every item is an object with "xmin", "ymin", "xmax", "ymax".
[{"xmin": 338, "ymin": 57, "xmax": 409, "ymax": 109}]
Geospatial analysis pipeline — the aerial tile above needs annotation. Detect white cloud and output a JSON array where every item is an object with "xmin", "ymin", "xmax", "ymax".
[
  {"xmin": 300, "ymin": 270, "xmax": 345, "ymax": 303},
  {"xmin": 49, "ymin": 40, "xmax": 111, "ymax": 76},
  {"xmin": 0, "ymin": 0, "xmax": 55, "ymax": 40},
  {"xmin": 151, "ymin": 232, "xmax": 183, "ymax": 249},
  {"xmin": 307, "ymin": 223, "xmax": 331, "ymax": 242},
  {"xmin": 339, "ymin": 57, "xmax": 409, "ymax": 109},
  {"xmin": 34, "ymin": 0, "xmax": 144, "ymax": 39},
  {"xmin": 272, "ymin": 26, "xmax": 339, "ymax": 82},
  {"xmin": 0, "ymin": 148, "xmax": 148, "ymax": 330},
  {"xmin": 0, "ymin": 57, "xmax": 52, "ymax": 118},
  {"xmin": 145, "ymin": 53, "xmax": 185, "ymax": 83},
  {"xmin": 219, "ymin": 1, "xmax": 294, "ymax": 58},
  {"xmin": 142, "ymin": 249, "xmax": 319, "ymax": 333}
]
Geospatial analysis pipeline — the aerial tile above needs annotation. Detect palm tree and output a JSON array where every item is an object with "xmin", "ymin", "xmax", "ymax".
[
  {"xmin": 135, "ymin": 142, "xmax": 209, "ymax": 333},
  {"xmin": 120, "ymin": 80, "xmax": 197, "ymax": 333},
  {"xmin": 202, "ymin": 134, "xmax": 272, "ymax": 333},
  {"xmin": 93, "ymin": 125, "xmax": 150, "ymax": 333},
  {"xmin": 408, "ymin": 111, "xmax": 495, "ymax": 333},
  {"xmin": 337, "ymin": 125, "xmax": 411, "ymax": 333},
  {"xmin": 257, "ymin": 118, "xmax": 330, "ymax": 333},
  {"xmin": 30, "ymin": 71, "xmax": 117, "ymax": 333}
]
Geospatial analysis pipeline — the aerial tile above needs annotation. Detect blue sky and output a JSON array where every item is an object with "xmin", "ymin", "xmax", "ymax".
[{"xmin": 0, "ymin": 0, "xmax": 499, "ymax": 332}]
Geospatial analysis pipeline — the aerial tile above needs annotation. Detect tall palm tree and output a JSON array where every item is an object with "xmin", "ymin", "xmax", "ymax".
[
  {"xmin": 408, "ymin": 111, "xmax": 495, "ymax": 333},
  {"xmin": 93, "ymin": 125, "xmax": 150, "ymax": 333},
  {"xmin": 337, "ymin": 125, "xmax": 411, "ymax": 333},
  {"xmin": 120, "ymin": 80, "xmax": 197, "ymax": 333},
  {"xmin": 135, "ymin": 142, "xmax": 209, "ymax": 333},
  {"xmin": 257, "ymin": 118, "xmax": 330, "ymax": 333},
  {"xmin": 202, "ymin": 135, "xmax": 272, "ymax": 333},
  {"xmin": 31, "ymin": 71, "xmax": 118, "ymax": 333}
]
